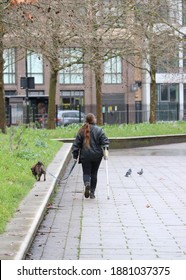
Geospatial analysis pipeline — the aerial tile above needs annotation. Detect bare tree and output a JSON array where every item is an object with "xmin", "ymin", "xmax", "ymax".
[
  {"xmin": 3, "ymin": 0, "xmax": 183, "ymax": 127},
  {"xmin": 0, "ymin": 0, "xmax": 36, "ymax": 133},
  {"xmin": 0, "ymin": 0, "xmax": 10, "ymax": 134},
  {"xmin": 5, "ymin": 0, "xmax": 132, "ymax": 126},
  {"xmin": 70, "ymin": 0, "xmax": 134, "ymax": 125},
  {"xmin": 5, "ymin": 0, "xmax": 85, "ymax": 129},
  {"xmin": 119, "ymin": 0, "xmax": 182, "ymax": 123},
  {"xmin": 5, "ymin": 0, "xmax": 135, "ymax": 126}
]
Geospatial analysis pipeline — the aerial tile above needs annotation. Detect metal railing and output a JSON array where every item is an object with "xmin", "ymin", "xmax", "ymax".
[{"xmin": 5, "ymin": 104, "xmax": 184, "ymax": 127}]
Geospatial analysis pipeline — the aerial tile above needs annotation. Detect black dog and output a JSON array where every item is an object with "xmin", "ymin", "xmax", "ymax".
[{"xmin": 31, "ymin": 161, "xmax": 46, "ymax": 181}]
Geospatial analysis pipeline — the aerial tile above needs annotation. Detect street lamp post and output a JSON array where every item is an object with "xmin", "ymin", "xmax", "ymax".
[
  {"xmin": 20, "ymin": 52, "xmax": 35, "ymax": 124},
  {"xmin": 25, "ymin": 53, "xmax": 29, "ymax": 124}
]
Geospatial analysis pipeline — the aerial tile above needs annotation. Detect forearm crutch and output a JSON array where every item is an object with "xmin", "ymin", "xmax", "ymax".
[{"xmin": 105, "ymin": 157, "xmax": 110, "ymax": 200}]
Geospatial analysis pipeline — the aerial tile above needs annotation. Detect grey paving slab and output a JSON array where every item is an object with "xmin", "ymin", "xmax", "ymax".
[{"xmin": 24, "ymin": 143, "xmax": 186, "ymax": 260}]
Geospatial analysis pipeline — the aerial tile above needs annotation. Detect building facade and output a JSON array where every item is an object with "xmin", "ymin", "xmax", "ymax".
[
  {"xmin": 141, "ymin": 0, "xmax": 186, "ymax": 122},
  {"xmin": 4, "ymin": 48, "xmax": 142, "ymax": 125}
]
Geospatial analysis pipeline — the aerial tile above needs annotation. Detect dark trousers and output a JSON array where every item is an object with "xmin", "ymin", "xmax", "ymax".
[{"xmin": 81, "ymin": 159, "xmax": 102, "ymax": 191}]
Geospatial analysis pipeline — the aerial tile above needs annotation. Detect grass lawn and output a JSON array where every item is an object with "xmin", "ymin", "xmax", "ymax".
[
  {"xmin": 0, "ymin": 126, "xmax": 62, "ymax": 233},
  {"xmin": 54, "ymin": 121, "xmax": 186, "ymax": 138},
  {"xmin": 0, "ymin": 121, "xmax": 186, "ymax": 233}
]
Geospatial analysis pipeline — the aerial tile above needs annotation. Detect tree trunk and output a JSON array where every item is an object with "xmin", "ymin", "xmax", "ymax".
[
  {"xmin": 0, "ymin": 17, "xmax": 6, "ymax": 134},
  {"xmin": 47, "ymin": 68, "xmax": 58, "ymax": 129},
  {"xmin": 149, "ymin": 62, "xmax": 157, "ymax": 124},
  {"xmin": 95, "ymin": 65, "xmax": 103, "ymax": 126}
]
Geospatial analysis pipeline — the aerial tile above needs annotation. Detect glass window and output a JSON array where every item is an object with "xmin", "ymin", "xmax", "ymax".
[
  {"xmin": 5, "ymin": 90, "xmax": 16, "ymax": 96},
  {"xmin": 184, "ymin": 84, "xmax": 186, "ymax": 111},
  {"xmin": 3, "ymin": 48, "xmax": 16, "ymax": 84},
  {"xmin": 60, "ymin": 90, "xmax": 84, "ymax": 110},
  {"xmin": 158, "ymin": 2, "xmax": 169, "ymax": 21},
  {"xmin": 104, "ymin": 56, "xmax": 122, "ymax": 84},
  {"xmin": 27, "ymin": 51, "xmax": 44, "ymax": 84},
  {"xmin": 183, "ymin": 46, "xmax": 186, "ymax": 67},
  {"xmin": 135, "ymin": 1, "xmax": 169, "ymax": 23},
  {"xmin": 59, "ymin": 48, "xmax": 84, "ymax": 84},
  {"xmin": 28, "ymin": 90, "xmax": 45, "ymax": 96},
  {"xmin": 157, "ymin": 84, "xmax": 179, "ymax": 102},
  {"xmin": 157, "ymin": 49, "xmax": 179, "ymax": 73},
  {"xmin": 99, "ymin": 0, "xmax": 125, "ymax": 28},
  {"xmin": 170, "ymin": 85, "xmax": 177, "ymax": 101},
  {"xmin": 161, "ymin": 85, "xmax": 169, "ymax": 101}
]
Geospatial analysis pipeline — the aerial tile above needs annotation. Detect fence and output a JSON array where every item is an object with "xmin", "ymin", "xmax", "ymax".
[
  {"xmin": 6, "ymin": 103, "xmax": 184, "ymax": 127},
  {"xmin": 6, "ymin": 104, "xmax": 49, "ymax": 128}
]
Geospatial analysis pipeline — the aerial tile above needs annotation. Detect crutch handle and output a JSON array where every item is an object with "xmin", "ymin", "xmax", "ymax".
[{"xmin": 103, "ymin": 145, "xmax": 109, "ymax": 160}]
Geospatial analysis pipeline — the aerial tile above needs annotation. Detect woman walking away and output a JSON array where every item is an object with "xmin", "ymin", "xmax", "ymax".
[{"xmin": 72, "ymin": 113, "xmax": 109, "ymax": 199}]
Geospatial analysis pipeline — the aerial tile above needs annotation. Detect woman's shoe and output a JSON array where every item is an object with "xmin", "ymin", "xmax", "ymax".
[
  {"xmin": 90, "ymin": 191, "xmax": 95, "ymax": 199},
  {"xmin": 84, "ymin": 184, "xmax": 90, "ymax": 198}
]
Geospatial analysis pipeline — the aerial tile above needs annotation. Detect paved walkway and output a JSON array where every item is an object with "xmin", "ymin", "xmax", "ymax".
[{"xmin": 26, "ymin": 143, "xmax": 186, "ymax": 260}]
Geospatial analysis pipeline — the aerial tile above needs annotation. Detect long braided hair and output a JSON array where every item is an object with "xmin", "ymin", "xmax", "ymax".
[{"xmin": 79, "ymin": 113, "xmax": 96, "ymax": 148}]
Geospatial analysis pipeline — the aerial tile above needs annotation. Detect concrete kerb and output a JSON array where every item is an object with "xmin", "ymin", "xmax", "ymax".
[
  {"xmin": 53, "ymin": 134, "xmax": 186, "ymax": 149},
  {"xmin": 0, "ymin": 143, "xmax": 72, "ymax": 260}
]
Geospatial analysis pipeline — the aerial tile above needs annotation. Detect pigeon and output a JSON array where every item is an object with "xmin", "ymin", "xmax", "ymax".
[
  {"xmin": 137, "ymin": 168, "xmax": 143, "ymax": 175},
  {"xmin": 125, "ymin": 168, "xmax": 132, "ymax": 177}
]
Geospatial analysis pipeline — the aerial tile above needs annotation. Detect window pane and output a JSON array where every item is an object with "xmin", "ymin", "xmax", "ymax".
[
  {"xmin": 4, "ymin": 75, "xmax": 8, "ymax": 84},
  {"xmin": 170, "ymin": 85, "xmax": 178, "ymax": 101},
  {"xmin": 158, "ymin": 3, "xmax": 169, "ymax": 21},
  {"xmin": 116, "ymin": 75, "xmax": 122, "ymax": 83},
  {"xmin": 27, "ymin": 53, "xmax": 43, "ymax": 72},
  {"xmin": 112, "ymin": 59, "xmax": 117, "ymax": 73},
  {"xmin": 71, "ymin": 74, "xmax": 83, "ymax": 84},
  {"xmin": 104, "ymin": 60, "xmax": 111, "ymax": 73},
  {"xmin": 104, "ymin": 74, "xmax": 111, "ymax": 83},
  {"xmin": 27, "ymin": 51, "xmax": 43, "ymax": 84},
  {"xmin": 157, "ymin": 50, "xmax": 179, "ymax": 73},
  {"xmin": 74, "ymin": 65, "xmax": 84, "ymax": 74},
  {"xmin": 64, "ymin": 75, "xmax": 70, "ymax": 84},
  {"xmin": 170, "ymin": 90, "xmax": 176, "ymax": 101},
  {"xmin": 116, "ymin": 56, "xmax": 122, "ymax": 72},
  {"xmin": 4, "ymin": 74, "xmax": 15, "ymax": 84},
  {"xmin": 3, "ymin": 48, "xmax": 16, "ymax": 84},
  {"xmin": 161, "ymin": 85, "xmax": 168, "ymax": 101},
  {"xmin": 104, "ymin": 56, "xmax": 122, "ymax": 84},
  {"xmin": 29, "ymin": 74, "xmax": 43, "ymax": 84},
  {"xmin": 183, "ymin": 48, "xmax": 186, "ymax": 67},
  {"xmin": 60, "ymin": 48, "xmax": 84, "ymax": 84},
  {"xmin": 111, "ymin": 74, "xmax": 117, "ymax": 83}
]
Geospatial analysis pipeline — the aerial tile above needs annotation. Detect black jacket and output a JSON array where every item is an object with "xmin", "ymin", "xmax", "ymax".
[{"xmin": 72, "ymin": 124, "xmax": 109, "ymax": 162}]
